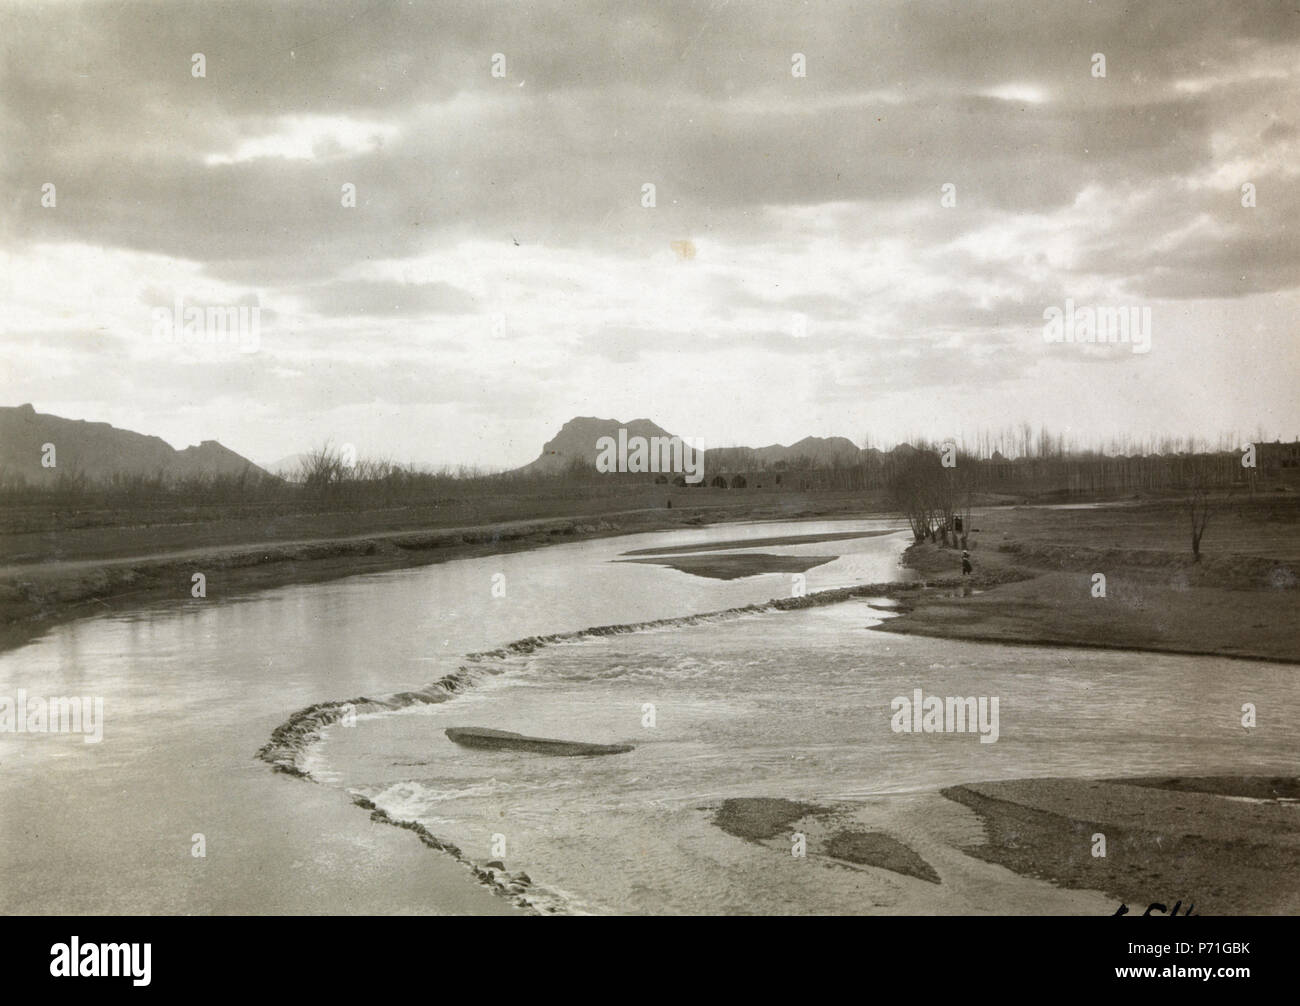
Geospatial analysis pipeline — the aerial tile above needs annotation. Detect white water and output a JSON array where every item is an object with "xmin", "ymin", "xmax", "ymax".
[{"xmin": 319, "ymin": 602, "xmax": 1299, "ymax": 914}]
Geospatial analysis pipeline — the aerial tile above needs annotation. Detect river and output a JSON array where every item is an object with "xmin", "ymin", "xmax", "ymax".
[{"xmin": 1, "ymin": 518, "xmax": 1294, "ymax": 914}]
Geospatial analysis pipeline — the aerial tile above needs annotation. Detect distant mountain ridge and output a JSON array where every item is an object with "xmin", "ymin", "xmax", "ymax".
[
  {"xmin": 510, "ymin": 417, "xmax": 914, "ymax": 475},
  {"xmin": 0, "ymin": 404, "xmax": 272, "ymax": 484},
  {"xmin": 707, "ymin": 435, "xmax": 867, "ymax": 471},
  {"xmin": 512, "ymin": 416, "xmax": 680, "ymax": 475},
  {"xmin": 0, "ymin": 406, "xmax": 912, "ymax": 488}
]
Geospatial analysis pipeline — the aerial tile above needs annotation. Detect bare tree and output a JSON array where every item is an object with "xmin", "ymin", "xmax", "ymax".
[
  {"xmin": 298, "ymin": 442, "xmax": 348, "ymax": 500},
  {"xmin": 889, "ymin": 451, "xmax": 943, "ymax": 543},
  {"xmin": 1185, "ymin": 457, "xmax": 1220, "ymax": 562}
]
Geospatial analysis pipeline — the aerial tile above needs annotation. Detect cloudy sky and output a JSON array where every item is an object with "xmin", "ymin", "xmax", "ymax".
[{"xmin": 2, "ymin": 0, "xmax": 1297, "ymax": 468}]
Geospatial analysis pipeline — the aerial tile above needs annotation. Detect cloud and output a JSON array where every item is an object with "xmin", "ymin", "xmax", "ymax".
[
  {"xmin": 1, "ymin": 0, "xmax": 1296, "ymax": 465},
  {"xmin": 300, "ymin": 280, "xmax": 478, "ymax": 316}
]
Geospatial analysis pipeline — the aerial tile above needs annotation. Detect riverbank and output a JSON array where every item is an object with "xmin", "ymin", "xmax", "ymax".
[
  {"xmin": 941, "ymin": 776, "xmax": 1300, "ymax": 914},
  {"xmin": 707, "ymin": 775, "xmax": 1300, "ymax": 914},
  {"xmin": 8, "ymin": 495, "xmax": 1294, "ymax": 664},
  {"xmin": 875, "ymin": 499, "xmax": 1300, "ymax": 664},
  {"xmin": 0, "ymin": 494, "xmax": 874, "ymax": 656}
]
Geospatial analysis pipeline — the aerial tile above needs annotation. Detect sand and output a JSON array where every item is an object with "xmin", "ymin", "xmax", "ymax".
[
  {"xmin": 705, "ymin": 777, "xmax": 1300, "ymax": 914},
  {"xmin": 823, "ymin": 830, "xmax": 942, "ymax": 884},
  {"xmin": 713, "ymin": 797, "xmax": 830, "ymax": 841},
  {"xmin": 619, "ymin": 552, "xmax": 840, "ymax": 579},
  {"xmin": 620, "ymin": 529, "xmax": 896, "ymax": 556},
  {"xmin": 942, "ymin": 777, "xmax": 1300, "ymax": 915},
  {"xmin": 712, "ymin": 797, "xmax": 944, "ymax": 889}
]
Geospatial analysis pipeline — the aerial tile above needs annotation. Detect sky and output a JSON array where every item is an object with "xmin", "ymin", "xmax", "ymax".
[{"xmin": 2, "ymin": 0, "xmax": 1297, "ymax": 469}]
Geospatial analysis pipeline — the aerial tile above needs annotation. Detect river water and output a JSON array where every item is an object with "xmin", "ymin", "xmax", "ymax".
[{"xmin": 1, "ymin": 518, "xmax": 1294, "ymax": 914}]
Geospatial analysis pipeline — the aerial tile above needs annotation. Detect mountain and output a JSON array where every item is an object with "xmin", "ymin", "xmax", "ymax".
[
  {"xmin": 262, "ymin": 453, "xmax": 308, "ymax": 479},
  {"xmin": 754, "ymin": 435, "xmax": 864, "ymax": 467},
  {"xmin": 705, "ymin": 435, "xmax": 865, "ymax": 473},
  {"xmin": 510, "ymin": 417, "xmax": 925, "ymax": 476},
  {"xmin": 512, "ymin": 416, "xmax": 679, "ymax": 476},
  {"xmin": 0, "ymin": 403, "xmax": 273, "ymax": 485}
]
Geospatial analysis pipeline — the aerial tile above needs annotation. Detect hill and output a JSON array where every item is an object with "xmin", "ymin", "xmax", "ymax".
[
  {"xmin": 508, "ymin": 417, "xmax": 928, "ymax": 477},
  {"xmin": 512, "ymin": 416, "xmax": 679, "ymax": 476},
  {"xmin": 0, "ymin": 403, "xmax": 273, "ymax": 485}
]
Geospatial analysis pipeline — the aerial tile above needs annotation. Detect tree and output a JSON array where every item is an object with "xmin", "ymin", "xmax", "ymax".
[
  {"xmin": 298, "ymin": 443, "xmax": 348, "ymax": 500},
  {"xmin": 1184, "ymin": 457, "xmax": 1222, "ymax": 562},
  {"xmin": 889, "ymin": 451, "xmax": 943, "ymax": 543}
]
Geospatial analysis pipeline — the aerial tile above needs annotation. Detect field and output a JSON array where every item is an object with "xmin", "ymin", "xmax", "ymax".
[{"xmin": 884, "ymin": 495, "xmax": 1300, "ymax": 663}]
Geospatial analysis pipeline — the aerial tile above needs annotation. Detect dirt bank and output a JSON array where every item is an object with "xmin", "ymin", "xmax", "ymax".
[
  {"xmin": 942, "ymin": 777, "xmax": 1300, "ymax": 915},
  {"xmin": 875, "ymin": 500, "xmax": 1300, "ymax": 664}
]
